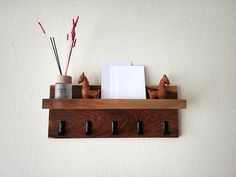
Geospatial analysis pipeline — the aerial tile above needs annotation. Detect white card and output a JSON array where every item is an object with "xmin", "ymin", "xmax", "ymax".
[
  {"xmin": 110, "ymin": 66, "xmax": 146, "ymax": 99},
  {"xmin": 101, "ymin": 61, "xmax": 131, "ymax": 98}
]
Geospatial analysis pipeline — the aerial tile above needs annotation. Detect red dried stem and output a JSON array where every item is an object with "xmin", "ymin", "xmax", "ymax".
[
  {"xmin": 38, "ymin": 16, "xmax": 79, "ymax": 76},
  {"xmin": 65, "ymin": 16, "xmax": 79, "ymax": 75},
  {"xmin": 38, "ymin": 22, "xmax": 55, "ymax": 59},
  {"xmin": 38, "ymin": 22, "xmax": 45, "ymax": 34},
  {"xmin": 38, "ymin": 21, "xmax": 63, "ymax": 75}
]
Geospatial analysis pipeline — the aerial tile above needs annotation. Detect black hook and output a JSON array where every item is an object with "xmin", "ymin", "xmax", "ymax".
[
  {"xmin": 112, "ymin": 121, "xmax": 118, "ymax": 135},
  {"xmin": 85, "ymin": 121, "xmax": 92, "ymax": 135},
  {"xmin": 136, "ymin": 121, "xmax": 144, "ymax": 135},
  {"xmin": 58, "ymin": 121, "xmax": 66, "ymax": 136},
  {"xmin": 163, "ymin": 121, "xmax": 170, "ymax": 135}
]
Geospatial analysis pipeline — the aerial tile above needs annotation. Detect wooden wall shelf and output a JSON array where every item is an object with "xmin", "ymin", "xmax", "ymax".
[{"xmin": 42, "ymin": 85, "xmax": 186, "ymax": 138}]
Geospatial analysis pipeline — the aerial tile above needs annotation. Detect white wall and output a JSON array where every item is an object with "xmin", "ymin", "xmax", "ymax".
[{"xmin": 0, "ymin": 0, "xmax": 236, "ymax": 176}]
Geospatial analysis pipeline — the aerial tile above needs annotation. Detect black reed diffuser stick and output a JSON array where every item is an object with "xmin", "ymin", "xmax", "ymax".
[
  {"xmin": 50, "ymin": 37, "xmax": 62, "ymax": 75},
  {"xmin": 52, "ymin": 37, "xmax": 62, "ymax": 75}
]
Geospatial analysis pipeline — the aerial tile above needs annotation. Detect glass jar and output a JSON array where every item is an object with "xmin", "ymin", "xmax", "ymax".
[{"xmin": 54, "ymin": 75, "xmax": 72, "ymax": 99}]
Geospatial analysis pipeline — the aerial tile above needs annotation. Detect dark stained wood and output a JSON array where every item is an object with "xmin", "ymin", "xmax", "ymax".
[
  {"xmin": 48, "ymin": 109, "xmax": 178, "ymax": 138},
  {"xmin": 49, "ymin": 85, "xmax": 178, "ymax": 99},
  {"xmin": 43, "ymin": 85, "xmax": 184, "ymax": 138},
  {"xmin": 42, "ymin": 99, "xmax": 186, "ymax": 110}
]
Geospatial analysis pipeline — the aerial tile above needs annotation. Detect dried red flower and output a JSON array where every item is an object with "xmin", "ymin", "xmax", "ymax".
[{"xmin": 65, "ymin": 16, "xmax": 80, "ymax": 75}]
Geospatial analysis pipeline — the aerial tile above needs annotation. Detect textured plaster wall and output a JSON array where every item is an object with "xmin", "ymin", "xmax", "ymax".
[{"xmin": 0, "ymin": 0, "xmax": 236, "ymax": 177}]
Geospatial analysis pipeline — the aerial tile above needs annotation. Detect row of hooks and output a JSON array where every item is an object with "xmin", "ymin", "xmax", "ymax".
[{"xmin": 58, "ymin": 120, "xmax": 170, "ymax": 136}]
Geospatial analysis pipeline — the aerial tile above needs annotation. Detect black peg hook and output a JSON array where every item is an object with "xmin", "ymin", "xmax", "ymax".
[
  {"xmin": 112, "ymin": 121, "xmax": 118, "ymax": 135},
  {"xmin": 85, "ymin": 121, "xmax": 92, "ymax": 135},
  {"xmin": 163, "ymin": 121, "xmax": 170, "ymax": 136},
  {"xmin": 58, "ymin": 121, "xmax": 66, "ymax": 136},
  {"xmin": 137, "ymin": 121, "xmax": 144, "ymax": 135}
]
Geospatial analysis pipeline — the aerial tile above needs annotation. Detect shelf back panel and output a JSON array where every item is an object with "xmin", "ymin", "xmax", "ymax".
[
  {"xmin": 49, "ymin": 85, "xmax": 178, "ymax": 99},
  {"xmin": 48, "ymin": 109, "xmax": 178, "ymax": 138}
]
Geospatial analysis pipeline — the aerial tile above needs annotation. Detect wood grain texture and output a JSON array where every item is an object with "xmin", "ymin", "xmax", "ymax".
[
  {"xmin": 43, "ymin": 85, "xmax": 184, "ymax": 138},
  {"xmin": 42, "ymin": 99, "xmax": 186, "ymax": 110},
  {"xmin": 48, "ymin": 109, "xmax": 178, "ymax": 138},
  {"xmin": 49, "ymin": 85, "xmax": 178, "ymax": 99}
]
